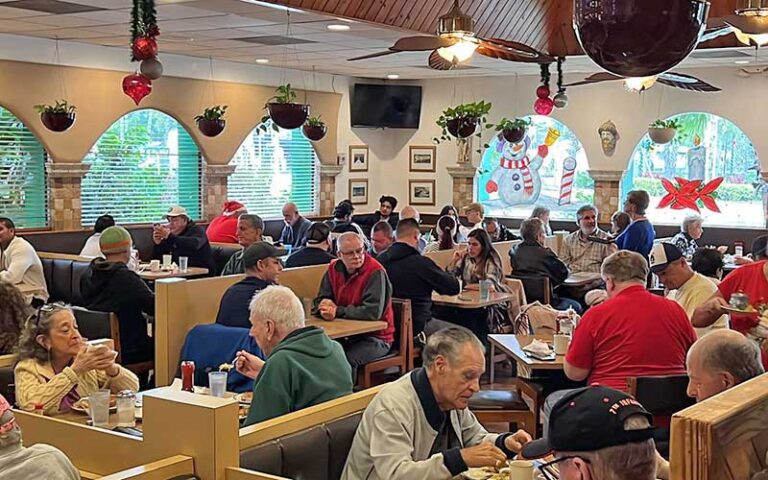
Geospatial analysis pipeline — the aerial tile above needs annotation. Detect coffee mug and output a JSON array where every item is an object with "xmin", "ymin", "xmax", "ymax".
[
  {"xmin": 149, "ymin": 259, "xmax": 161, "ymax": 272},
  {"xmin": 508, "ymin": 459, "xmax": 534, "ymax": 480},
  {"xmin": 554, "ymin": 334, "xmax": 569, "ymax": 355}
]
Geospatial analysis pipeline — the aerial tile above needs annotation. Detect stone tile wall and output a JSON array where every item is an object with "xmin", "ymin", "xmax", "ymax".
[
  {"xmin": 203, "ymin": 164, "xmax": 236, "ymax": 221},
  {"xmin": 589, "ymin": 170, "xmax": 624, "ymax": 224},
  {"xmin": 47, "ymin": 163, "xmax": 90, "ymax": 231},
  {"xmin": 447, "ymin": 165, "xmax": 477, "ymax": 210},
  {"xmin": 319, "ymin": 164, "xmax": 342, "ymax": 216}
]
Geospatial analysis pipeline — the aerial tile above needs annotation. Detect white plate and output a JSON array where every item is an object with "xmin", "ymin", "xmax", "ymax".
[{"xmin": 234, "ymin": 392, "xmax": 253, "ymax": 405}]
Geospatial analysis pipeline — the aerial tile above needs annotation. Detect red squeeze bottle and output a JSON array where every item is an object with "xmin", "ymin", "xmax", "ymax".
[{"xmin": 181, "ymin": 361, "xmax": 195, "ymax": 392}]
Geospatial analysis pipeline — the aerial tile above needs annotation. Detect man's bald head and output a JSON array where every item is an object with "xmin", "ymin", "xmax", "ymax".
[
  {"xmin": 399, "ymin": 206, "xmax": 419, "ymax": 222},
  {"xmin": 282, "ymin": 202, "xmax": 300, "ymax": 225},
  {"xmin": 686, "ymin": 329, "xmax": 764, "ymax": 402}
]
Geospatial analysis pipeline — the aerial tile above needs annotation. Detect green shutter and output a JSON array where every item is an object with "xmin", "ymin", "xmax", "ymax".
[
  {"xmin": 81, "ymin": 110, "xmax": 201, "ymax": 226},
  {"xmin": 227, "ymin": 124, "xmax": 319, "ymax": 218},
  {"xmin": 0, "ymin": 107, "xmax": 48, "ymax": 228}
]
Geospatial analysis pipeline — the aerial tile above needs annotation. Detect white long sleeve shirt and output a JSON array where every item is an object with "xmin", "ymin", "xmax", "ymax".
[
  {"xmin": 0, "ymin": 235, "xmax": 48, "ymax": 302},
  {"xmin": 79, "ymin": 233, "xmax": 103, "ymax": 258}
]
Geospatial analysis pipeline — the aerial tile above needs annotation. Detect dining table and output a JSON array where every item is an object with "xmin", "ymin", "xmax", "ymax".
[
  {"xmin": 431, "ymin": 290, "xmax": 518, "ymax": 309},
  {"xmin": 307, "ymin": 318, "xmax": 388, "ymax": 339},
  {"xmin": 488, "ymin": 334, "xmax": 564, "ymax": 382},
  {"xmin": 562, "ymin": 271, "xmax": 603, "ymax": 286},
  {"xmin": 137, "ymin": 266, "xmax": 209, "ymax": 280}
]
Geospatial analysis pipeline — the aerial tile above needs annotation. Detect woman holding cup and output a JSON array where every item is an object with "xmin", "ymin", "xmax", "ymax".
[{"xmin": 14, "ymin": 303, "xmax": 139, "ymax": 415}]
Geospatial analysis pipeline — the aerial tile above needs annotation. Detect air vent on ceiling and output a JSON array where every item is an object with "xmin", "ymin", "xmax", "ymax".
[
  {"xmin": 236, "ymin": 35, "xmax": 315, "ymax": 45},
  {"xmin": 3, "ymin": 0, "xmax": 105, "ymax": 14},
  {"xmin": 689, "ymin": 50, "xmax": 751, "ymax": 59}
]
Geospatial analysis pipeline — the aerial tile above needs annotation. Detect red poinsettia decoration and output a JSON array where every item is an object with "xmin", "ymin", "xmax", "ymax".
[{"xmin": 658, "ymin": 177, "xmax": 723, "ymax": 213}]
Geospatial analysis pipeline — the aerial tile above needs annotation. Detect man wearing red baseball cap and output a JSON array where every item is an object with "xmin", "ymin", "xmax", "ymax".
[{"xmin": 207, "ymin": 201, "xmax": 248, "ymax": 244}]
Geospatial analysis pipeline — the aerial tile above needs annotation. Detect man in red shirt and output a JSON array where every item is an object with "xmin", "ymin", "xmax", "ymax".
[
  {"xmin": 565, "ymin": 250, "xmax": 697, "ymax": 391},
  {"xmin": 693, "ymin": 259, "xmax": 768, "ymax": 369}
]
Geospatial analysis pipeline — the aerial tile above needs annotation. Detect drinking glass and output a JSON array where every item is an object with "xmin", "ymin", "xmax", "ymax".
[
  {"xmin": 88, "ymin": 390, "xmax": 111, "ymax": 428},
  {"xmin": 479, "ymin": 279, "xmax": 491, "ymax": 301},
  {"xmin": 162, "ymin": 254, "xmax": 172, "ymax": 267},
  {"xmin": 179, "ymin": 256, "xmax": 189, "ymax": 273},
  {"xmin": 208, "ymin": 371, "xmax": 227, "ymax": 398}
]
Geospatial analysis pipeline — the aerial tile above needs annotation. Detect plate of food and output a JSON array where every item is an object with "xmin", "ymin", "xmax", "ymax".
[
  {"xmin": 71, "ymin": 395, "xmax": 118, "ymax": 414},
  {"xmin": 239, "ymin": 405, "xmax": 249, "ymax": 421},
  {"xmin": 234, "ymin": 392, "xmax": 253, "ymax": 405},
  {"xmin": 722, "ymin": 305, "xmax": 759, "ymax": 316},
  {"xmin": 462, "ymin": 465, "xmax": 509, "ymax": 480}
]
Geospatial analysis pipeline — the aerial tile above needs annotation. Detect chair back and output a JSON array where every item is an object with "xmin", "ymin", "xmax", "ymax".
[
  {"xmin": 507, "ymin": 273, "xmax": 552, "ymax": 305},
  {"xmin": 391, "ymin": 298, "xmax": 413, "ymax": 357},
  {"xmin": 72, "ymin": 306, "xmax": 113, "ymax": 341},
  {"xmin": 627, "ymin": 375, "xmax": 694, "ymax": 416}
]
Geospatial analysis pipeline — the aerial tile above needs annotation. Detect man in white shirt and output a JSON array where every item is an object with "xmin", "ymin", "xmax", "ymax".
[
  {"xmin": 651, "ymin": 242, "xmax": 728, "ymax": 337},
  {"xmin": 459, "ymin": 203, "xmax": 484, "ymax": 239},
  {"xmin": 0, "ymin": 217, "xmax": 48, "ymax": 304}
]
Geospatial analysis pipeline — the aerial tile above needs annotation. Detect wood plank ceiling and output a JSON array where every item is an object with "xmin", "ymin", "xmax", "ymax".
[{"xmin": 266, "ymin": 0, "xmax": 744, "ymax": 56}]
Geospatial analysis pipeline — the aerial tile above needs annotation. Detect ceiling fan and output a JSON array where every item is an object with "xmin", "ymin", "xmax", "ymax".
[
  {"xmin": 347, "ymin": 0, "xmax": 553, "ymax": 69},
  {"xmin": 565, "ymin": 71, "xmax": 721, "ymax": 93}
]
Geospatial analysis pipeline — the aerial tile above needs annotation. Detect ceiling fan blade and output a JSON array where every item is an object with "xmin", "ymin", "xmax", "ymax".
[
  {"xmin": 427, "ymin": 50, "xmax": 455, "ymax": 70},
  {"xmin": 564, "ymin": 72, "xmax": 624, "ymax": 87},
  {"xmin": 699, "ymin": 24, "xmax": 735, "ymax": 43},
  {"xmin": 348, "ymin": 50, "xmax": 399, "ymax": 61},
  {"xmin": 657, "ymin": 72, "xmax": 721, "ymax": 92},
  {"xmin": 391, "ymin": 35, "xmax": 458, "ymax": 52},
  {"xmin": 476, "ymin": 37, "xmax": 554, "ymax": 63}
]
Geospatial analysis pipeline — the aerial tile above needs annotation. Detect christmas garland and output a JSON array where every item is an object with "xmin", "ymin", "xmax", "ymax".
[{"xmin": 130, "ymin": 0, "xmax": 159, "ymax": 62}]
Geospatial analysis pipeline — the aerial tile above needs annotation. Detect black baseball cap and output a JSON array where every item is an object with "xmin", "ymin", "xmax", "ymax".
[
  {"xmin": 649, "ymin": 242, "xmax": 684, "ymax": 274},
  {"xmin": 306, "ymin": 222, "xmax": 331, "ymax": 245},
  {"xmin": 242, "ymin": 242, "xmax": 286, "ymax": 269},
  {"xmin": 521, "ymin": 386, "xmax": 655, "ymax": 459}
]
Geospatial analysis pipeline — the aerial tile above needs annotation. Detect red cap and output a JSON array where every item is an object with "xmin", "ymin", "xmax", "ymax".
[{"xmin": 222, "ymin": 201, "xmax": 246, "ymax": 216}]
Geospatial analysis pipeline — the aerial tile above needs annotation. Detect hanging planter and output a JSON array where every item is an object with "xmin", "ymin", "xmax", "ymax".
[
  {"xmin": 446, "ymin": 117, "xmax": 479, "ymax": 138},
  {"xmin": 195, "ymin": 105, "xmax": 227, "ymax": 137},
  {"xmin": 259, "ymin": 84, "xmax": 309, "ymax": 131},
  {"xmin": 495, "ymin": 117, "xmax": 531, "ymax": 144},
  {"xmin": 648, "ymin": 119, "xmax": 680, "ymax": 144},
  {"xmin": 35, "ymin": 100, "xmax": 76, "ymax": 132},
  {"xmin": 433, "ymin": 101, "xmax": 492, "ymax": 154},
  {"xmin": 302, "ymin": 115, "xmax": 327, "ymax": 141}
]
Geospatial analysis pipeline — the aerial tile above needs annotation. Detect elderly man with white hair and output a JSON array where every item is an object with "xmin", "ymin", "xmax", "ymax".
[{"xmin": 236, "ymin": 285, "xmax": 352, "ymax": 426}]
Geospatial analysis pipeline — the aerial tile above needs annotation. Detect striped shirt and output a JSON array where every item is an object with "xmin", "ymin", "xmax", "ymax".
[{"xmin": 560, "ymin": 228, "xmax": 613, "ymax": 274}]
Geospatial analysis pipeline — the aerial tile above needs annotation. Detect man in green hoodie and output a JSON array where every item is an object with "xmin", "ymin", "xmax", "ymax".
[{"xmin": 237, "ymin": 285, "xmax": 353, "ymax": 426}]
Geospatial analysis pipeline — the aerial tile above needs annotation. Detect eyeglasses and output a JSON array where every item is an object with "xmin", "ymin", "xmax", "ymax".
[
  {"xmin": 28, "ymin": 303, "xmax": 66, "ymax": 329},
  {"xmin": 340, "ymin": 248, "xmax": 365, "ymax": 258},
  {"xmin": 537, "ymin": 455, "xmax": 591, "ymax": 480}
]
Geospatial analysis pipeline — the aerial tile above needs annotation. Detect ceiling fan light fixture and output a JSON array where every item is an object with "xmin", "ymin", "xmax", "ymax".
[
  {"xmin": 437, "ymin": 0, "xmax": 475, "ymax": 37},
  {"xmin": 437, "ymin": 38, "xmax": 479, "ymax": 63},
  {"xmin": 624, "ymin": 76, "xmax": 657, "ymax": 92}
]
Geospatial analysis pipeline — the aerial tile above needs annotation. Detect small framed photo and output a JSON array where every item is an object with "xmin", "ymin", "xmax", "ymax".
[
  {"xmin": 409, "ymin": 179, "xmax": 436, "ymax": 206},
  {"xmin": 348, "ymin": 145, "xmax": 369, "ymax": 172},
  {"xmin": 409, "ymin": 145, "xmax": 436, "ymax": 172},
  {"xmin": 349, "ymin": 179, "xmax": 369, "ymax": 204}
]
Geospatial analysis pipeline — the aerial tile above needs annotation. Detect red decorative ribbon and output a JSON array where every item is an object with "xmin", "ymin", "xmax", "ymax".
[{"xmin": 657, "ymin": 177, "xmax": 723, "ymax": 213}]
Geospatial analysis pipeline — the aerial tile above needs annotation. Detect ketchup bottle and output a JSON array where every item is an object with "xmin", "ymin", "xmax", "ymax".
[{"xmin": 181, "ymin": 361, "xmax": 195, "ymax": 392}]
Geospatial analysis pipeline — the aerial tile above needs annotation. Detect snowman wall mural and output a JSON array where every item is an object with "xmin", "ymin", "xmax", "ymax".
[{"xmin": 477, "ymin": 115, "xmax": 592, "ymax": 220}]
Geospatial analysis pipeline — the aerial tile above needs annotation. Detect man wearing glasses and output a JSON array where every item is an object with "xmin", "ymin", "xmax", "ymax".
[
  {"xmin": 313, "ymin": 232, "xmax": 395, "ymax": 380},
  {"xmin": 521, "ymin": 385, "xmax": 657, "ymax": 480}
]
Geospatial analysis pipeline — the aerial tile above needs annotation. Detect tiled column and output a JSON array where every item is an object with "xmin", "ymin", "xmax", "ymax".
[
  {"xmin": 319, "ymin": 164, "xmax": 342, "ymax": 216},
  {"xmin": 447, "ymin": 164, "xmax": 477, "ymax": 210},
  {"xmin": 204, "ymin": 164, "xmax": 237, "ymax": 221},
  {"xmin": 46, "ymin": 163, "xmax": 90, "ymax": 231},
  {"xmin": 589, "ymin": 169, "xmax": 624, "ymax": 223}
]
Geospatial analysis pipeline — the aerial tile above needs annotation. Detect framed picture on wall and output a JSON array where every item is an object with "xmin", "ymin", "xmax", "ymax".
[
  {"xmin": 348, "ymin": 145, "xmax": 369, "ymax": 172},
  {"xmin": 349, "ymin": 179, "xmax": 369, "ymax": 204},
  {"xmin": 409, "ymin": 145, "xmax": 436, "ymax": 172},
  {"xmin": 409, "ymin": 179, "xmax": 436, "ymax": 206}
]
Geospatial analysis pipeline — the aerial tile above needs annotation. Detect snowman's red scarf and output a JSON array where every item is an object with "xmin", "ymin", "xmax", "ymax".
[{"xmin": 499, "ymin": 156, "xmax": 534, "ymax": 195}]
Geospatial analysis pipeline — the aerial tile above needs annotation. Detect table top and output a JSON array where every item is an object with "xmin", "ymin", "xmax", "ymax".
[
  {"xmin": 489, "ymin": 334, "xmax": 564, "ymax": 370},
  {"xmin": 563, "ymin": 271, "xmax": 603, "ymax": 286},
  {"xmin": 54, "ymin": 410, "xmax": 144, "ymax": 433},
  {"xmin": 307, "ymin": 318, "xmax": 388, "ymax": 339},
  {"xmin": 138, "ymin": 266, "xmax": 209, "ymax": 280},
  {"xmin": 431, "ymin": 290, "xmax": 517, "ymax": 309}
]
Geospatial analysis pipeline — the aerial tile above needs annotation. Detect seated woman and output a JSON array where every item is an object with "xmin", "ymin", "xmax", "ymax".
[
  {"xmin": 671, "ymin": 215, "xmax": 703, "ymax": 259},
  {"xmin": 0, "ymin": 283, "xmax": 29, "ymax": 355},
  {"xmin": 14, "ymin": 303, "xmax": 139, "ymax": 415},
  {"xmin": 423, "ymin": 215, "xmax": 458, "ymax": 253}
]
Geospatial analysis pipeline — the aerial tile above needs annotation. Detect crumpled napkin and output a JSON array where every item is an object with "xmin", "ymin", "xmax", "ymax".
[{"xmin": 522, "ymin": 339, "xmax": 552, "ymax": 356}]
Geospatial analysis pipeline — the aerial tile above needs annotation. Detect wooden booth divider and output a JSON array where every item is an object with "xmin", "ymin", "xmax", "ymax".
[{"xmin": 425, "ymin": 240, "xmax": 520, "ymax": 275}]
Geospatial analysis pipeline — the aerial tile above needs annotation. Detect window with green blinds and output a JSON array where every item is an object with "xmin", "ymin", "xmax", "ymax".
[
  {"xmin": 0, "ymin": 107, "xmax": 48, "ymax": 229},
  {"xmin": 228, "ymin": 124, "xmax": 319, "ymax": 218},
  {"xmin": 81, "ymin": 109, "xmax": 201, "ymax": 226}
]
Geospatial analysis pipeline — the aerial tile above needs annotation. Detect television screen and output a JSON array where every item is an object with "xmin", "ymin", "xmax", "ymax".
[{"xmin": 351, "ymin": 84, "xmax": 421, "ymax": 129}]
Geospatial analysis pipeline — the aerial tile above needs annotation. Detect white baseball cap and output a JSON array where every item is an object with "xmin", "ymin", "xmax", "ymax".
[{"xmin": 166, "ymin": 206, "xmax": 188, "ymax": 218}]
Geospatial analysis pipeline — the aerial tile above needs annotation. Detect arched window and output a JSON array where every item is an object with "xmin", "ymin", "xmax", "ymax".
[
  {"xmin": 227, "ymin": 124, "xmax": 319, "ymax": 218},
  {"xmin": 0, "ymin": 107, "xmax": 47, "ymax": 228},
  {"xmin": 476, "ymin": 115, "xmax": 592, "ymax": 220},
  {"xmin": 81, "ymin": 110, "xmax": 201, "ymax": 226},
  {"xmin": 621, "ymin": 112, "xmax": 762, "ymax": 228}
]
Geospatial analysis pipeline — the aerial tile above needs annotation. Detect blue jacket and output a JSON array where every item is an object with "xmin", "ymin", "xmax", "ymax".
[
  {"xmin": 215, "ymin": 276, "xmax": 273, "ymax": 329},
  {"xmin": 615, "ymin": 219, "xmax": 655, "ymax": 259},
  {"xmin": 279, "ymin": 216, "xmax": 312, "ymax": 248}
]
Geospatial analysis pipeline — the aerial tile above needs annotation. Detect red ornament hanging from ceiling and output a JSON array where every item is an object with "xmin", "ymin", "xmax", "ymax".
[
  {"xmin": 657, "ymin": 177, "xmax": 723, "ymax": 213},
  {"xmin": 122, "ymin": 73, "xmax": 153, "ymax": 105},
  {"xmin": 533, "ymin": 63, "xmax": 554, "ymax": 116},
  {"xmin": 124, "ymin": 0, "xmax": 161, "ymax": 104}
]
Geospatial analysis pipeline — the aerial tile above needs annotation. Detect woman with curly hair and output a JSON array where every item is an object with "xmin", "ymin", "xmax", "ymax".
[{"xmin": 0, "ymin": 283, "xmax": 29, "ymax": 354}]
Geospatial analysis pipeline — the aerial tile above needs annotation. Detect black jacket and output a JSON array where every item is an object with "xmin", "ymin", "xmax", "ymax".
[
  {"xmin": 215, "ymin": 276, "xmax": 273, "ymax": 329},
  {"xmin": 491, "ymin": 224, "xmax": 521, "ymax": 242},
  {"xmin": 353, "ymin": 212, "xmax": 399, "ymax": 237},
  {"xmin": 152, "ymin": 222, "xmax": 214, "ymax": 273},
  {"xmin": 509, "ymin": 240, "xmax": 569, "ymax": 287},
  {"xmin": 284, "ymin": 247, "xmax": 335, "ymax": 269},
  {"xmin": 377, "ymin": 242, "xmax": 460, "ymax": 335},
  {"xmin": 79, "ymin": 258, "xmax": 154, "ymax": 364}
]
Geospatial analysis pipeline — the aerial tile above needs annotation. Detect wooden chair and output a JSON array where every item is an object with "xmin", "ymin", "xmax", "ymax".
[
  {"xmin": 357, "ymin": 299, "xmax": 412, "ymax": 389},
  {"xmin": 507, "ymin": 273, "xmax": 552, "ymax": 305},
  {"xmin": 469, "ymin": 379, "xmax": 543, "ymax": 437}
]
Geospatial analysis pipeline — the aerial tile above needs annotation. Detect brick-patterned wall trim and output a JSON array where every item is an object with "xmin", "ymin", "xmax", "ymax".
[
  {"xmin": 589, "ymin": 170, "xmax": 623, "ymax": 224},
  {"xmin": 447, "ymin": 165, "xmax": 477, "ymax": 211},
  {"xmin": 203, "ymin": 164, "xmax": 237, "ymax": 221},
  {"xmin": 588, "ymin": 170, "xmax": 624, "ymax": 182},
  {"xmin": 47, "ymin": 163, "xmax": 90, "ymax": 231},
  {"xmin": 319, "ymin": 164, "xmax": 342, "ymax": 216}
]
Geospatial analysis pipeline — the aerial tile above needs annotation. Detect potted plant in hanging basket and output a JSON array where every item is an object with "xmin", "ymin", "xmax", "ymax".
[
  {"xmin": 195, "ymin": 105, "xmax": 227, "ymax": 137},
  {"xmin": 262, "ymin": 84, "xmax": 309, "ymax": 130},
  {"xmin": 35, "ymin": 100, "xmax": 76, "ymax": 132},
  {"xmin": 434, "ymin": 101, "xmax": 492, "ymax": 142},
  {"xmin": 302, "ymin": 115, "xmax": 327, "ymax": 142},
  {"xmin": 495, "ymin": 117, "xmax": 531, "ymax": 143},
  {"xmin": 648, "ymin": 119, "xmax": 681, "ymax": 145}
]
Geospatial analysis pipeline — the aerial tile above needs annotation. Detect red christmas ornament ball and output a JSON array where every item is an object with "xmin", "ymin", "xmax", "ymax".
[
  {"xmin": 122, "ymin": 73, "xmax": 153, "ymax": 105},
  {"xmin": 533, "ymin": 97, "xmax": 554, "ymax": 116},
  {"xmin": 536, "ymin": 85, "xmax": 550, "ymax": 99},
  {"xmin": 132, "ymin": 36, "xmax": 158, "ymax": 61}
]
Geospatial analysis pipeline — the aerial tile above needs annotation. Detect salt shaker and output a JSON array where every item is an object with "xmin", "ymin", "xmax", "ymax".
[{"xmin": 116, "ymin": 390, "xmax": 136, "ymax": 427}]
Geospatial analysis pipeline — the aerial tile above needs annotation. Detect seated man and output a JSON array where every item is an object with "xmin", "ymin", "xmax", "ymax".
[
  {"xmin": 216, "ymin": 242, "xmax": 283, "ymax": 329},
  {"xmin": 279, "ymin": 202, "xmax": 312, "ymax": 249},
  {"xmin": 482, "ymin": 217, "xmax": 520, "ymax": 242},
  {"xmin": 369, "ymin": 220, "xmax": 394, "ymax": 258},
  {"xmin": 521, "ymin": 385, "xmax": 657, "ymax": 480},
  {"xmin": 206, "ymin": 201, "xmax": 247, "ymax": 244},
  {"xmin": 0, "ymin": 394, "xmax": 79, "ymax": 479},
  {"xmin": 221, "ymin": 213, "xmax": 265, "ymax": 276},
  {"xmin": 237, "ymin": 286, "xmax": 352, "ymax": 426},
  {"xmin": 342, "ymin": 327, "xmax": 531, "ymax": 480},
  {"xmin": 565, "ymin": 251, "xmax": 697, "ymax": 391},
  {"xmin": 510, "ymin": 218, "xmax": 579, "ymax": 312},
  {"xmin": 354, "ymin": 195, "xmax": 399, "ymax": 237},
  {"xmin": 691, "ymin": 247, "xmax": 724, "ymax": 284},
  {"xmin": 313, "ymin": 232, "xmax": 395, "ymax": 376},
  {"xmin": 459, "ymin": 203, "xmax": 484, "ymax": 239},
  {"xmin": 284, "ymin": 222, "xmax": 335, "ymax": 269},
  {"xmin": 377, "ymin": 218, "xmax": 459, "ymax": 337},
  {"xmin": 0, "ymin": 217, "xmax": 48, "ymax": 305},
  {"xmin": 152, "ymin": 206, "xmax": 214, "ymax": 273},
  {"xmin": 80, "ymin": 226, "xmax": 154, "ymax": 365},
  {"xmin": 559, "ymin": 205, "xmax": 613, "ymax": 274},
  {"xmin": 650, "ymin": 242, "xmax": 728, "ymax": 337},
  {"xmin": 399, "ymin": 205, "xmax": 430, "ymax": 252}
]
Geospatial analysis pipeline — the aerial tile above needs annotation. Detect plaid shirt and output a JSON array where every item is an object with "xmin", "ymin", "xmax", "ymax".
[{"xmin": 560, "ymin": 228, "xmax": 613, "ymax": 273}]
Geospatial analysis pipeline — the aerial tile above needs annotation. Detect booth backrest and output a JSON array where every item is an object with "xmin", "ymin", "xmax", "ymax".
[
  {"xmin": 210, "ymin": 243, "xmax": 241, "ymax": 276},
  {"xmin": 239, "ymin": 413, "xmax": 362, "ymax": 480},
  {"xmin": 39, "ymin": 253, "xmax": 93, "ymax": 306}
]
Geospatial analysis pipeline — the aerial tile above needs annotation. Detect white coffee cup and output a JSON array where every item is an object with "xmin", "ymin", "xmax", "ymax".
[
  {"xmin": 162, "ymin": 254, "xmax": 172, "ymax": 267},
  {"xmin": 149, "ymin": 259, "xmax": 161, "ymax": 272},
  {"xmin": 508, "ymin": 459, "xmax": 534, "ymax": 480},
  {"xmin": 554, "ymin": 334, "xmax": 569, "ymax": 355}
]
